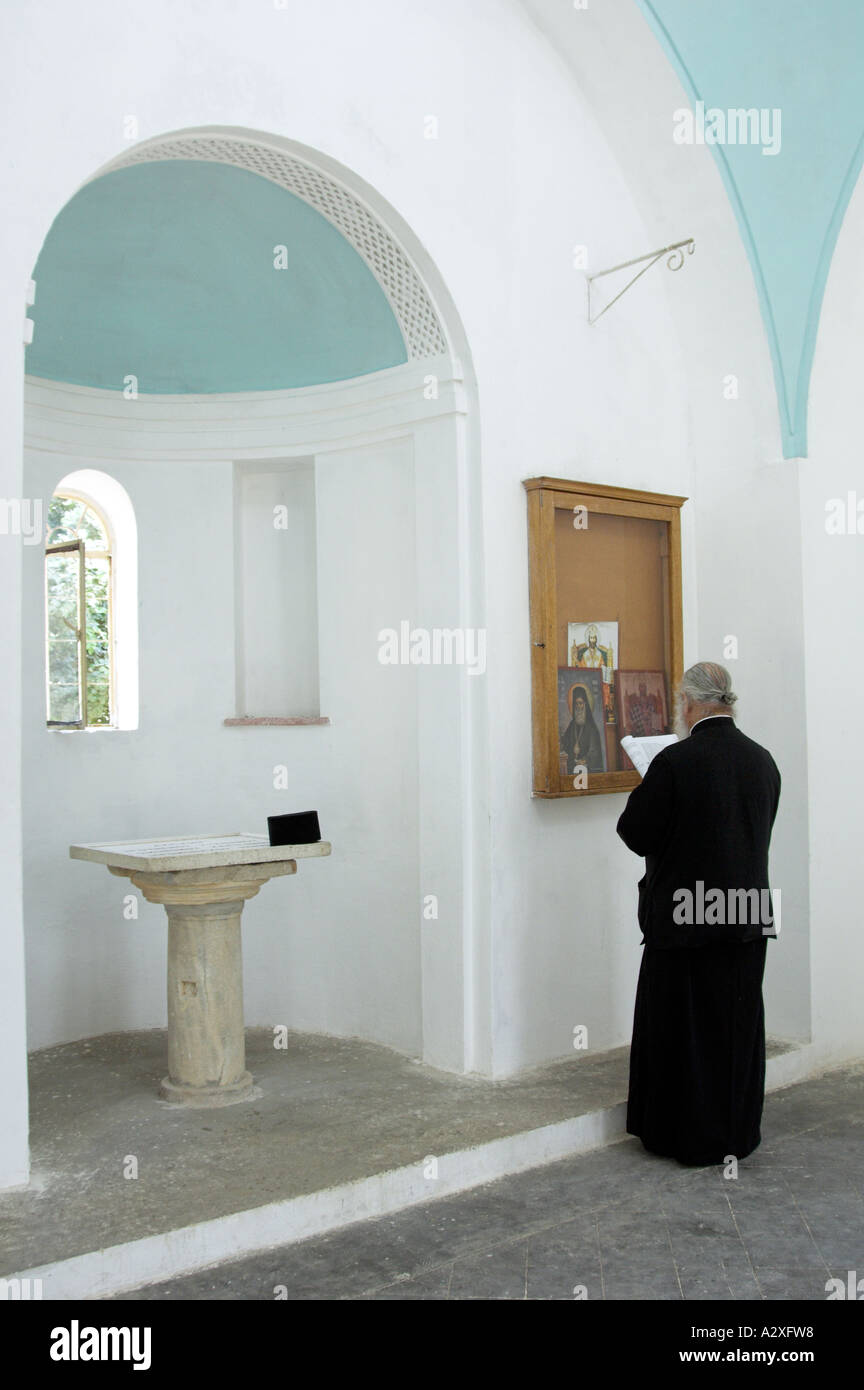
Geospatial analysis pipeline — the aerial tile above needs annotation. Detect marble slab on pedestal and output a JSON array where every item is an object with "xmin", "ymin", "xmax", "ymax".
[{"xmin": 69, "ymin": 832, "xmax": 332, "ymax": 873}]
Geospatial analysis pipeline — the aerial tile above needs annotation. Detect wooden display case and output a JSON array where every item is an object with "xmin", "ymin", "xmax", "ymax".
[{"xmin": 523, "ymin": 477, "xmax": 686, "ymax": 797}]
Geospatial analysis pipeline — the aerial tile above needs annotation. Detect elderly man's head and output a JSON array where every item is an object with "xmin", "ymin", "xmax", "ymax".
[
  {"xmin": 673, "ymin": 662, "xmax": 737, "ymax": 738},
  {"xmin": 571, "ymin": 686, "xmax": 590, "ymax": 725}
]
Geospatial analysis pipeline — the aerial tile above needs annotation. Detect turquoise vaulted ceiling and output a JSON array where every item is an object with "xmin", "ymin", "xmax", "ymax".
[
  {"xmin": 26, "ymin": 161, "xmax": 407, "ymax": 392},
  {"xmin": 637, "ymin": 1, "xmax": 864, "ymax": 457}
]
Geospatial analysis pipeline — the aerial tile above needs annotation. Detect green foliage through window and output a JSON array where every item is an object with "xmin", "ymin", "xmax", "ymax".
[{"xmin": 45, "ymin": 495, "xmax": 112, "ymax": 727}]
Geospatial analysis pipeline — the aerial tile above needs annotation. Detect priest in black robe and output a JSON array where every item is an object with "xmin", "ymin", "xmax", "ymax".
[{"xmin": 616, "ymin": 661, "xmax": 781, "ymax": 1166}]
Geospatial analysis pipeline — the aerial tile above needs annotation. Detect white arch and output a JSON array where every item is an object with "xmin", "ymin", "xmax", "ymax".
[{"xmin": 83, "ymin": 128, "xmax": 450, "ymax": 364}]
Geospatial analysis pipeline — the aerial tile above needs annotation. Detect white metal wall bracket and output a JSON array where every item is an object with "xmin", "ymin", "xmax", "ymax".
[{"xmin": 587, "ymin": 238, "xmax": 695, "ymax": 324}]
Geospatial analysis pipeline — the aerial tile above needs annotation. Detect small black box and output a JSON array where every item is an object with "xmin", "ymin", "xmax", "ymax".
[{"xmin": 267, "ymin": 810, "xmax": 321, "ymax": 846}]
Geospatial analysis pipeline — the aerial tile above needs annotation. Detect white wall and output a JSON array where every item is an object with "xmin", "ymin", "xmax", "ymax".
[
  {"xmin": 471, "ymin": 9, "xmax": 697, "ymax": 1073},
  {"xmin": 235, "ymin": 459, "xmax": 319, "ymax": 719},
  {"xmin": 0, "ymin": 319, "xmax": 28, "ymax": 1188},
  {"xmin": 19, "ymin": 428, "xmax": 422, "ymax": 1045},
  {"xmin": 22, "ymin": 429, "xmax": 424, "ymax": 1053},
  {"xmin": 22, "ymin": 359, "xmax": 475, "ymax": 1075},
  {"xmin": 799, "ymin": 157, "xmax": 864, "ymax": 1064},
  {"xmin": 522, "ymin": 0, "xmax": 813, "ymax": 1052}
]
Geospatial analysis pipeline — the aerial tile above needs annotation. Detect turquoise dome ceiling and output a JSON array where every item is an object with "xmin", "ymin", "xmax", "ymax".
[
  {"xmin": 26, "ymin": 161, "xmax": 407, "ymax": 392},
  {"xmin": 638, "ymin": 1, "xmax": 864, "ymax": 457}
]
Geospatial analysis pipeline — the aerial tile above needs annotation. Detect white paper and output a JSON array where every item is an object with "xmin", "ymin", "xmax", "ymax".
[{"xmin": 620, "ymin": 733, "xmax": 678, "ymax": 778}]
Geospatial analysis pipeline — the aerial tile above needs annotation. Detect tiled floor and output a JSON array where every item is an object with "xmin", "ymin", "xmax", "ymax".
[{"xmin": 114, "ymin": 1061, "xmax": 864, "ymax": 1300}]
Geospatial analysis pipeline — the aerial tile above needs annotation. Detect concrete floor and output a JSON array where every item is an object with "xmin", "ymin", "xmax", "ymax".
[
  {"xmin": 0, "ymin": 1027, "xmax": 799, "ymax": 1290},
  {"xmin": 113, "ymin": 1060, "xmax": 864, "ymax": 1301}
]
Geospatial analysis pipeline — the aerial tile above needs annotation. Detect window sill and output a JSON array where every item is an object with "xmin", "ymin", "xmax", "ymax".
[
  {"xmin": 47, "ymin": 725, "xmax": 124, "ymax": 732},
  {"xmin": 223, "ymin": 716, "xmax": 330, "ymax": 726}
]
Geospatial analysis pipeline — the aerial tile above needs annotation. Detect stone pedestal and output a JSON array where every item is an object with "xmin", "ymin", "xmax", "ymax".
[
  {"xmin": 111, "ymin": 861, "xmax": 296, "ymax": 1107},
  {"xmin": 162, "ymin": 902, "xmax": 249, "ymax": 1104},
  {"xmin": 69, "ymin": 833, "xmax": 331, "ymax": 1109}
]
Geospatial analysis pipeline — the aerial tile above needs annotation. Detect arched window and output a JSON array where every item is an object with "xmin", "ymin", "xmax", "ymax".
[{"xmin": 44, "ymin": 470, "xmax": 138, "ymax": 730}]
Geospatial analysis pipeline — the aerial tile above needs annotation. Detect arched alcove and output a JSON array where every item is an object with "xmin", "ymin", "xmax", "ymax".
[{"xmin": 22, "ymin": 128, "xmax": 485, "ymax": 1081}]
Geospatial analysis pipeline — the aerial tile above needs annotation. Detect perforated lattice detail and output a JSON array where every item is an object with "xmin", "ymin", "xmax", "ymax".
[{"xmin": 87, "ymin": 136, "xmax": 448, "ymax": 361}]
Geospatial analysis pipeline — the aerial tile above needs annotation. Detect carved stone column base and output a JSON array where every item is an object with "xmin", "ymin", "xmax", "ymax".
[{"xmin": 159, "ymin": 1071, "xmax": 259, "ymax": 1108}]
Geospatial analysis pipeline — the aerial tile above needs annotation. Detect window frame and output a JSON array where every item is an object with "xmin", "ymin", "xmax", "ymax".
[
  {"xmin": 45, "ymin": 536, "xmax": 88, "ymax": 728},
  {"xmin": 44, "ymin": 491, "xmax": 116, "ymax": 730}
]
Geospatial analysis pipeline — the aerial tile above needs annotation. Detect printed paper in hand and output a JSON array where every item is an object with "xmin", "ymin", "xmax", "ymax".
[{"xmin": 620, "ymin": 733, "xmax": 678, "ymax": 778}]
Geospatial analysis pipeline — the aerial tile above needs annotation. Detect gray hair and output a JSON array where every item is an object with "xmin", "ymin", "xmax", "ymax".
[{"xmin": 679, "ymin": 661, "xmax": 738, "ymax": 711}]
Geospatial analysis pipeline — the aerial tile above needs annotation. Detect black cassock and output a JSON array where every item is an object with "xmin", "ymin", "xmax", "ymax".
[
  {"xmin": 617, "ymin": 716, "xmax": 781, "ymax": 1166},
  {"xmin": 627, "ymin": 937, "xmax": 768, "ymax": 1164}
]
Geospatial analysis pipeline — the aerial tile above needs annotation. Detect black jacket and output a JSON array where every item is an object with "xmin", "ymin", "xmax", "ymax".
[{"xmin": 616, "ymin": 716, "xmax": 781, "ymax": 949}]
